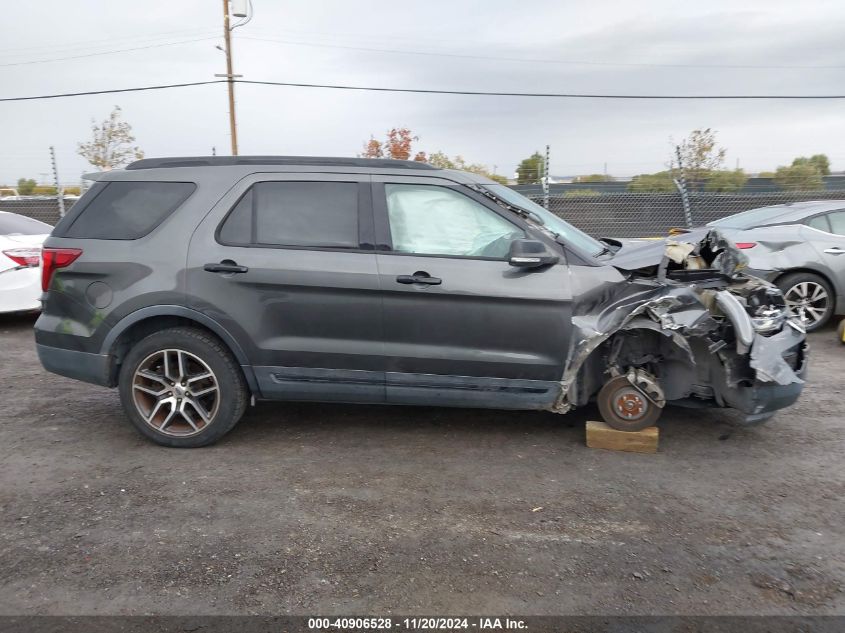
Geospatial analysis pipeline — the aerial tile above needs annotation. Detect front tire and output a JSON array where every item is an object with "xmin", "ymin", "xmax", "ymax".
[
  {"xmin": 118, "ymin": 327, "xmax": 248, "ymax": 447},
  {"xmin": 776, "ymin": 272, "xmax": 834, "ymax": 332}
]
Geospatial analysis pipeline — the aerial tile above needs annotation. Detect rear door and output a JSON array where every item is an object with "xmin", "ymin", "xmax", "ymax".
[
  {"xmin": 804, "ymin": 210, "xmax": 845, "ymax": 304},
  {"xmin": 372, "ymin": 176, "xmax": 572, "ymax": 409},
  {"xmin": 186, "ymin": 173, "xmax": 385, "ymax": 403}
]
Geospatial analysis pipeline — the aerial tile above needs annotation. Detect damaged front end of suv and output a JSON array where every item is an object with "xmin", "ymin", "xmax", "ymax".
[{"xmin": 557, "ymin": 229, "xmax": 808, "ymax": 431}]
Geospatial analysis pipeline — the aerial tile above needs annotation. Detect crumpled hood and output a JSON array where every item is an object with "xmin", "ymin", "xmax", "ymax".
[{"xmin": 609, "ymin": 228, "xmax": 749, "ymax": 280}]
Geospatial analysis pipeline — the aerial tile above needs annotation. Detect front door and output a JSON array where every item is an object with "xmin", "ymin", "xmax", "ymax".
[
  {"xmin": 186, "ymin": 173, "xmax": 385, "ymax": 403},
  {"xmin": 372, "ymin": 176, "xmax": 572, "ymax": 409}
]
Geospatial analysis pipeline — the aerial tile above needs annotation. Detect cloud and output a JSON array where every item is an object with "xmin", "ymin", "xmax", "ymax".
[{"xmin": 1, "ymin": 0, "xmax": 843, "ymax": 183}]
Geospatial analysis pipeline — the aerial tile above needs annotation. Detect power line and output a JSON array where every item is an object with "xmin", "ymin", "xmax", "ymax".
[
  {"xmin": 238, "ymin": 35, "xmax": 845, "ymax": 71},
  {"xmin": 236, "ymin": 80, "xmax": 845, "ymax": 99},
  {"xmin": 2, "ymin": 79, "xmax": 845, "ymax": 102},
  {"xmin": 0, "ymin": 26, "xmax": 220, "ymax": 55},
  {"xmin": 0, "ymin": 37, "xmax": 220, "ymax": 67},
  {"xmin": 0, "ymin": 81, "xmax": 226, "ymax": 102}
]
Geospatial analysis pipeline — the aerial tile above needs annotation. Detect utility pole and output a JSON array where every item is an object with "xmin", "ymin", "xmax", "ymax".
[
  {"xmin": 49, "ymin": 146, "xmax": 65, "ymax": 218},
  {"xmin": 220, "ymin": 0, "xmax": 239, "ymax": 155}
]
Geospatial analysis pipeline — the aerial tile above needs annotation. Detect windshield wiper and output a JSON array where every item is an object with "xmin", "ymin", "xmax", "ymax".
[{"xmin": 469, "ymin": 185, "xmax": 546, "ymax": 224}]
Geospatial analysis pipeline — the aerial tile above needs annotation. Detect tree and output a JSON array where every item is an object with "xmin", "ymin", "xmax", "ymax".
[
  {"xmin": 704, "ymin": 169, "xmax": 748, "ymax": 193},
  {"xmin": 17, "ymin": 178, "xmax": 36, "ymax": 195},
  {"xmin": 428, "ymin": 151, "xmax": 507, "ymax": 184},
  {"xmin": 774, "ymin": 163, "xmax": 824, "ymax": 191},
  {"xmin": 77, "ymin": 105, "xmax": 144, "ymax": 170},
  {"xmin": 360, "ymin": 130, "xmax": 503, "ymax": 181},
  {"xmin": 360, "ymin": 137, "xmax": 384, "ymax": 159},
  {"xmin": 627, "ymin": 171, "xmax": 675, "ymax": 192},
  {"xmin": 384, "ymin": 128, "xmax": 415, "ymax": 160},
  {"xmin": 360, "ymin": 128, "xmax": 425, "ymax": 161},
  {"xmin": 792, "ymin": 154, "xmax": 830, "ymax": 176},
  {"xmin": 516, "ymin": 152, "xmax": 544, "ymax": 185},
  {"xmin": 672, "ymin": 128, "xmax": 727, "ymax": 188}
]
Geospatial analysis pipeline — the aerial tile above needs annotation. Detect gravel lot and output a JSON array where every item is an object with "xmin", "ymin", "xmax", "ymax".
[{"xmin": 0, "ymin": 314, "xmax": 843, "ymax": 616}]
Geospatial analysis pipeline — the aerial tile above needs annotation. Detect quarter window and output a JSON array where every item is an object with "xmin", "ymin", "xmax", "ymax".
[
  {"xmin": 218, "ymin": 181, "xmax": 359, "ymax": 248},
  {"xmin": 64, "ymin": 181, "xmax": 195, "ymax": 240},
  {"xmin": 384, "ymin": 184, "xmax": 524, "ymax": 258}
]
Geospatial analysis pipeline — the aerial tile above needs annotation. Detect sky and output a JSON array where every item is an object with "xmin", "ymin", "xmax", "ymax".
[{"xmin": 1, "ymin": 0, "xmax": 844, "ymax": 185}]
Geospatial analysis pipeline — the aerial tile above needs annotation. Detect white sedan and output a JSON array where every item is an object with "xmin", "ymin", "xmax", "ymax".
[{"xmin": 0, "ymin": 211, "xmax": 51, "ymax": 314}]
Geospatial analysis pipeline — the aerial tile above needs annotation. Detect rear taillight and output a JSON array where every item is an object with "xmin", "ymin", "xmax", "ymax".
[
  {"xmin": 41, "ymin": 247, "xmax": 82, "ymax": 291},
  {"xmin": 3, "ymin": 247, "xmax": 41, "ymax": 267},
  {"xmin": 735, "ymin": 242, "xmax": 757, "ymax": 249}
]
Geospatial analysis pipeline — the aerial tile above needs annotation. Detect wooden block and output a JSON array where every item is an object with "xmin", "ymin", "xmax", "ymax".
[{"xmin": 585, "ymin": 420, "xmax": 659, "ymax": 454}]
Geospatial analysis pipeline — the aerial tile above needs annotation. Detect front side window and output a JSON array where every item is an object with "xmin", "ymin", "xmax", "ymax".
[
  {"xmin": 385, "ymin": 184, "xmax": 524, "ymax": 258},
  {"xmin": 218, "ymin": 181, "xmax": 359, "ymax": 248},
  {"xmin": 65, "ymin": 181, "xmax": 195, "ymax": 239}
]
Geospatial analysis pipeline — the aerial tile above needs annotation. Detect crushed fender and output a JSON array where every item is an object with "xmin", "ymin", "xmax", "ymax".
[{"xmin": 553, "ymin": 229, "xmax": 807, "ymax": 416}]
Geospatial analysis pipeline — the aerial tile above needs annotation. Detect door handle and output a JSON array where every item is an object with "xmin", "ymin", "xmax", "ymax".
[
  {"xmin": 823, "ymin": 247, "xmax": 845, "ymax": 255},
  {"xmin": 396, "ymin": 273, "xmax": 442, "ymax": 285},
  {"xmin": 204, "ymin": 261, "xmax": 249, "ymax": 274}
]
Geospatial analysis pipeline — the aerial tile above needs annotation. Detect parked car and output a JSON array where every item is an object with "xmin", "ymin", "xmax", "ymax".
[
  {"xmin": 707, "ymin": 201, "xmax": 845, "ymax": 331},
  {"xmin": 34, "ymin": 157, "xmax": 807, "ymax": 447},
  {"xmin": 0, "ymin": 211, "xmax": 51, "ymax": 314}
]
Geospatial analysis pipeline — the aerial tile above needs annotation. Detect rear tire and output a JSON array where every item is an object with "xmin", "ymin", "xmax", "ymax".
[
  {"xmin": 597, "ymin": 375, "xmax": 662, "ymax": 432},
  {"xmin": 118, "ymin": 327, "xmax": 248, "ymax": 447},
  {"xmin": 776, "ymin": 272, "xmax": 834, "ymax": 332}
]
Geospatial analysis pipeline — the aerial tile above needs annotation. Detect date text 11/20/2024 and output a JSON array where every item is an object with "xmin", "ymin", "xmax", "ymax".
[{"xmin": 308, "ymin": 617, "xmax": 527, "ymax": 630}]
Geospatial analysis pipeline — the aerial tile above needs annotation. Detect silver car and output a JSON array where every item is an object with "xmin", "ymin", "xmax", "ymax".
[{"xmin": 707, "ymin": 200, "xmax": 845, "ymax": 331}]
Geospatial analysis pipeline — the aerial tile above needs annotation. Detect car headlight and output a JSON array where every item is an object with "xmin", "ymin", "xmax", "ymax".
[{"xmin": 750, "ymin": 305, "xmax": 788, "ymax": 334}]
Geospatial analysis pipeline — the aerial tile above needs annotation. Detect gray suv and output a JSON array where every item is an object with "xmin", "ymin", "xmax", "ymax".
[{"xmin": 35, "ymin": 157, "xmax": 807, "ymax": 447}]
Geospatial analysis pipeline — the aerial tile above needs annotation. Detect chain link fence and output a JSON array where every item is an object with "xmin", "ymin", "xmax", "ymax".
[
  {"xmin": 3, "ymin": 184, "xmax": 845, "ymax": 239},
  {"xmin": 530, "ymin": 188, "xmax": 845, "ymax": 237},
  {"xmin": 0, "ymin": 196, "xmax": 77, "ymax": 226}
]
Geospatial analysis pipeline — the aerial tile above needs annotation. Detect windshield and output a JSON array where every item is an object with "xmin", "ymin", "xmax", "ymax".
[
  {"xmin": 707, "ymin": 205, "xmax": 798, "ymax": 230},
  {"xmin": 0, "ymin": 213, "xmax": 51, "ymax": 236},
  {"xmin": 482, "ymin": 184, "xmax": 606, "ymax": 256}
]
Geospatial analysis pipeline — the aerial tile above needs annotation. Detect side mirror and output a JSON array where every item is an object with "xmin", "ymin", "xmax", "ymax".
[{"xmin": 508, "ymin": 239, "xmax": 559, "ymax": 268}]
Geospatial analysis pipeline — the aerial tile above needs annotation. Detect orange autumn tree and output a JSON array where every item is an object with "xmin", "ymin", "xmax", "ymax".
[
  {"xmin": 359, "ymin": 127, "xmax": 504, "ymax": 183},
  {"xmin": 361, "ymin": 128, "xmax": 427, "ymax": 161}
]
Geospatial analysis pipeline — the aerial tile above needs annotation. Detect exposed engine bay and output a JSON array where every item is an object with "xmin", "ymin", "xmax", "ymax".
[{"xmin": 555, "ymin": 229, "xmax": 808, "ymax": 429}]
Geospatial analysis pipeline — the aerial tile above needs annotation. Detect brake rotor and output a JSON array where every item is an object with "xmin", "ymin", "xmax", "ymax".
[{"xmin": 613, "ymin": 387, "xmax": 649, "ymax": 421}]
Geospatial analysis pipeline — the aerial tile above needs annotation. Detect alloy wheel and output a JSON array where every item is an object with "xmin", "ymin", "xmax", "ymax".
[
  {"xmin": 131, "ymin": 349, "xmax": 220, "ymax": 437},
  {"xmin": 784, "ymin": 281, "xmax": 829, "ymax": 328}
]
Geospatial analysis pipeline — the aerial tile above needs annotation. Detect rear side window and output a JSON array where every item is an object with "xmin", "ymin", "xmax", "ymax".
[
  {"xmin": 64, "ymin": 181, "xmax": 195, "ymax": 239},
  {"xmin": 218, "ymin": 181, "xmax": 359, "ymax": 248},
  {"xmin": 828, "ymin": 211, "xmax": 845, "ymax": 236},
  {"xmin": 806, "ymin": 214, "xmax": 831, "ymax": 232}
]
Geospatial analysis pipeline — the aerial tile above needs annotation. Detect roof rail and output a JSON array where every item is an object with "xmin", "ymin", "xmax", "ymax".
[{"xmin": 125, "ymin": 156, "xmax": 438, "ymax": 170}]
